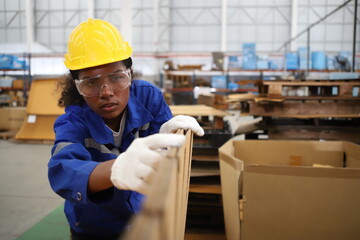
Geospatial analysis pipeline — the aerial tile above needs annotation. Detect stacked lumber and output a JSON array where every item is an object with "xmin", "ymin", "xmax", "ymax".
[
  {"xmin": 231, "ymin": 78, "xmax": 360, "ymax": 143},
  {"xmin": 248, "ymin": 79, "xmax": 360, "ymax": 118}
]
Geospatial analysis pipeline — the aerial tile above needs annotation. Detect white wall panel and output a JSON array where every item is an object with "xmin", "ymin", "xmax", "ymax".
[
  {"xmin": 227, "ymin": 25, "xmax": 239, "ymax": 42},
  {"xmin": 325, "ymin": 42, "xmax": 343, "ymax": 50},
  {"xmin": 171, "ymin": 26, "xmax": 188, "ymax": 42},
  {"xmin": 227, "ymin": 1, "xmax": 291, "ymax": 52},
  {"xmin": 6, "ymin": 29, "xmax": 22, "ymax": 42},
  {"xmin": 35, "ymin": 28, "xmax": 47, "ymax": 43},
  {"xmin": 327, "ymin": 0, "xmax": 347, "ymax": 4},
  {"xmin": 5, "ymin": 12, "xmax": 21, "ymax": 27},
  {"xmin": 239, "ymin": 25, "xmax": 256, "ymax": 42},
  {"xmin": 311, "ymin": 25, "xmax": 326, "ymax": 41},
  {"xmin": 340, "ymin": 24, "xmax": 351, "ymax": 42},
  {"xmin": 170, "ymin": 1, "xmax": 221, "ymax": 52},
  {"xmin": 63, "ymin": 0, "xmax": 79, "ymax": 9},
  {"xmin": 344, "ymin": 6, "xmax": 356, "ymax": 22},
  {"xmin": 170, "ymin": 43, "xmax": 187, "ymax": 52},
  {"xmin": 48, "ymin": 1, "xmax": 63, "ymax": 10},
  {"xmin": 35, "ymin": 0, "xmax": 47, "ymax": 9},
  {"xmin": 0, "ymin": 0, "xmax": 358, "ymax": 74},
  {"xmin": 326, "ymin": 25, "xmax": 345, "ymax": 41},
  {"xmin": 0, "ymin": 0, "xmax": 357, "ymax": 54},
  {"xmin": 133, "ymin": 29, "xmax": 150, "ymax": 51},
  {"xmin": 257, "ymin": 26, "xmax": 274, "ymax": 42},
  {"xmin": 4, "ymin": 0, "xmax": 22, "ymax": 11},
  {"xmin": 274, "ymin": 25, "xmax": 290, "ymax": 42},
  {"xmin": 172, "ymin": 0, "xmax": 219, "ymax": 7},
  {"xmin": 132, "ymin": 4, "xmax": 153, "ymax": 52},
  {"xmin": 0, "ymin": 29, "xmax": 5, "ymax": 42},
  {"xmin": 324, "ymin": 13, "xmax": 339, "ymax": 24},
  {"xmin": 275, "ymin": 7, "xmax": 291, "ymax": 23},
  {"xmin": 133, "ymin": 0, "xmax": 152, "ymax": 8}
]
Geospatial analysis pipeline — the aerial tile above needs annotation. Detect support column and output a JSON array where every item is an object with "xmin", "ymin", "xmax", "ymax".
[
  {"xmin": 153, "ymin": 0, "xmax": 160, "ymax": 52},
  {"xmin": 221, "ymin": 0, "xmax": 227, "ymax": 52},
  {"xmin": 352, "ymin": 0, "xmax": 358, "ymax": 72},
  {"xmin": 87, "ymin": 0, "xmax": 95, "ymax": 18},
  {"xmin": 25, "ymin": 0, "xmax": 34, "ymax": 53},
  {"xmin": 156, "ymin": 0, "xmax": 170, "ymax": 52},
  {"xmin": 121, "ymin": 0, "xmax": 133, "ymax": 46},
  {"xmin": 290, "ymin": 0, "xmax": 298, "ymax": 52}
]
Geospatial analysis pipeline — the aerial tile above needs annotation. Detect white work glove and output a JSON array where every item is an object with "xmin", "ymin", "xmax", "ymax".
[
  {"xmin": 159, "ymin": 115, "xmax": 204, "ymax": 136},
  {"xmin": 110, "ymin": 133, "xmax": 185, "ymax": 195}
]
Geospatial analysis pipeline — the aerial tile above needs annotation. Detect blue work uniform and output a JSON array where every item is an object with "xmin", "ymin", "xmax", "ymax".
[{"xmin": 48, "ymin": 80, "xmax": 172, "ymax": 237}]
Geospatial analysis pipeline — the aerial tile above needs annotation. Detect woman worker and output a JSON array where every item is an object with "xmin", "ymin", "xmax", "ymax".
[{"xmin": 48, "ymin": 18, "xmax": 204, "ymax": 240}]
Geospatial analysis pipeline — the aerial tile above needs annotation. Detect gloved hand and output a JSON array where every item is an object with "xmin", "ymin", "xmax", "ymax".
[
  {"xmin": 110, "ymin": 133, "xmax": 185, "ymax": 195},
  {"xmin": 160, "ymin": 115, "xmax": 204, "ymax": 136}
]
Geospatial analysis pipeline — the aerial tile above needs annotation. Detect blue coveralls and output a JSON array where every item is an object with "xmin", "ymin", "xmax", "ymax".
[{"xmin": 48, "ymin": 80, "xmax": 172, "ymax": 237}]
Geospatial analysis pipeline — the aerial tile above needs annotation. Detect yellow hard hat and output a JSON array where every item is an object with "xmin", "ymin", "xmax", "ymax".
[{"xmin": 64, "ymin": 18, "xmax": 132, "ymax": 70}]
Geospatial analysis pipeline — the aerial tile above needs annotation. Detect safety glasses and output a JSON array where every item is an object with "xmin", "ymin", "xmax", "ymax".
[{"xmin": 74, "ymin": 69, "xmax": 131, "ymax": 97}]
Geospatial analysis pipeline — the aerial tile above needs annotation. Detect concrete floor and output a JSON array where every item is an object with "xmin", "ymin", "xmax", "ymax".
[{"xmin": 0, "ymin": 139, "xmax": 63, "ymax": 240}]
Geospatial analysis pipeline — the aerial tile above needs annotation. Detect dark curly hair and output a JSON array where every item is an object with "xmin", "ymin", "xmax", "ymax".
[{"xmin": 57, "ymin": 58, "xmax": 133, "ymax": 108}]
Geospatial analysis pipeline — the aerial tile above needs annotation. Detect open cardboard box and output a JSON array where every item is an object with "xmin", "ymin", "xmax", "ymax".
[{"xmin": 219, "ymin": 139, "xmax": 360, "ymax": 240}]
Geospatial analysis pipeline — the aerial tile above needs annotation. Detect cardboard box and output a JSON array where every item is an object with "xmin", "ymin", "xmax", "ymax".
[
  {"xmin": 12, "ymin": 79, "xmax": 24, "ymax": 89},
  {"xmin": 219, "ymin": 139, "xmax": 360, "ymax": 240},
  {"xmin": 0, "ymin": 107, "xmax": 26, "ymax": 131}
]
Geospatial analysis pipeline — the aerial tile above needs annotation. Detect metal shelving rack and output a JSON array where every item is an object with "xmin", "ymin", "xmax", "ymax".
[{"xmin": 0, "ymin": 53, "xmax": 32, "ymax": 106}]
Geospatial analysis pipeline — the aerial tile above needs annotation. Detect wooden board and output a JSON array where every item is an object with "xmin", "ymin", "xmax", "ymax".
[
  {"xmin": 26, "ymin": 78, "xmax": 64, "ymax": 115},
  {"xmin": 15, "ymin": 115, "xmax": 58, "ymax": 140},
  {"xmin": 122, "ymin": 129, "xmax": 194, "ymax": 240},
  {"xmin": 14, "ymin": 78, "xmax": 64, "ymax": 141},
  {"xmin": 189, "ymin": 184, "xmax": 222, "ymax": 194},
  {"xmin": 170, "ymin": 105, "xmax": 228, "ymax": 117},
  {"xmin": 170, "ymin": 105, "xmax": 228, "ymax": 129}
]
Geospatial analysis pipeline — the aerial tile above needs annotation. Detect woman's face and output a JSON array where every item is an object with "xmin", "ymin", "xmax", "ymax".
[{"xmin": 77, "ymin": 61, "xmax": 131, "ymax": 126}]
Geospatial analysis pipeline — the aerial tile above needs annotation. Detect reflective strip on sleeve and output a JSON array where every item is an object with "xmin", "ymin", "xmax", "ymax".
[
  {"xmin": 140, "ymin": 122, "xmax": 150, "ymax": 131},
  {"xmin": 85, "ymin": 138, "xmax": 120, "ymax": 155},
  {"xmin": 52, "ymin": 142, "xmax": 74, "ymax": 156}
]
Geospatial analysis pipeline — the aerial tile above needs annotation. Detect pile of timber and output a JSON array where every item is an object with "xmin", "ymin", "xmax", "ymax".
[
  {"xmin": 237, "ymin": 79, "xmax": 360, "ymax": 118},
  {"xmin": 229, "ymin": 79, "xmax": 360, "ymax": 143}
]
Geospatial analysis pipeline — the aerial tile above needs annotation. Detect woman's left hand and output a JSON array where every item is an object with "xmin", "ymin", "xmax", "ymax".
[{"xmin": 159, "ymin": 115, "xmax": 204, "ymax": 136}]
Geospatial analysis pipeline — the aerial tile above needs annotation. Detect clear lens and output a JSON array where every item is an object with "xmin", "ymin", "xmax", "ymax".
[{"xmin": 75, "ymin": 69, "xmax": 131, "ymax": 97}]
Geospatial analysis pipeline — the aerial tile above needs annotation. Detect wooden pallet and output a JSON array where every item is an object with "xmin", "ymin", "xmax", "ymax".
[
  {"xmin": 262, "ymin": 80, "xmax": 360, "ymax": 98},
  {"xmin": 165, "ymin": 72, "xmax": 193, "ymax": 88},
  {"xmin": 0, "ymin": 131, "xmax": 16, "ymax": 140},
  {"xmin": 247, "ymin": 100, "xmax": 360, "ymax": 118},
  {"xmin": 262, "ymin": 118, "xmax": 360, "ymax": 143}
]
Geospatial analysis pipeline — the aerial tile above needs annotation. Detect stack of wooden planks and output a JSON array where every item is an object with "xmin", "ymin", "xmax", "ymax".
[
  {"xmin": 248, "ymin": 79, "xmax": 360, "ymax": 118},
  {"xmin": 231, "ymin": 78, "xmax": 360, "ymax": 143}
]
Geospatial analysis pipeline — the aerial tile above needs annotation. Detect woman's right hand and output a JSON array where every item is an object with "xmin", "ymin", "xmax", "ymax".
[{"xmin": 110, "ymin": 133, "xmax": 185, "ymax": 195}]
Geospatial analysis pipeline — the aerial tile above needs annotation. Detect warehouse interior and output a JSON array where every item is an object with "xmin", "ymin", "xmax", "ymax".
[{"xmin": 0, "ymin": 0, "xmax": 360, "ymax": 239}]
